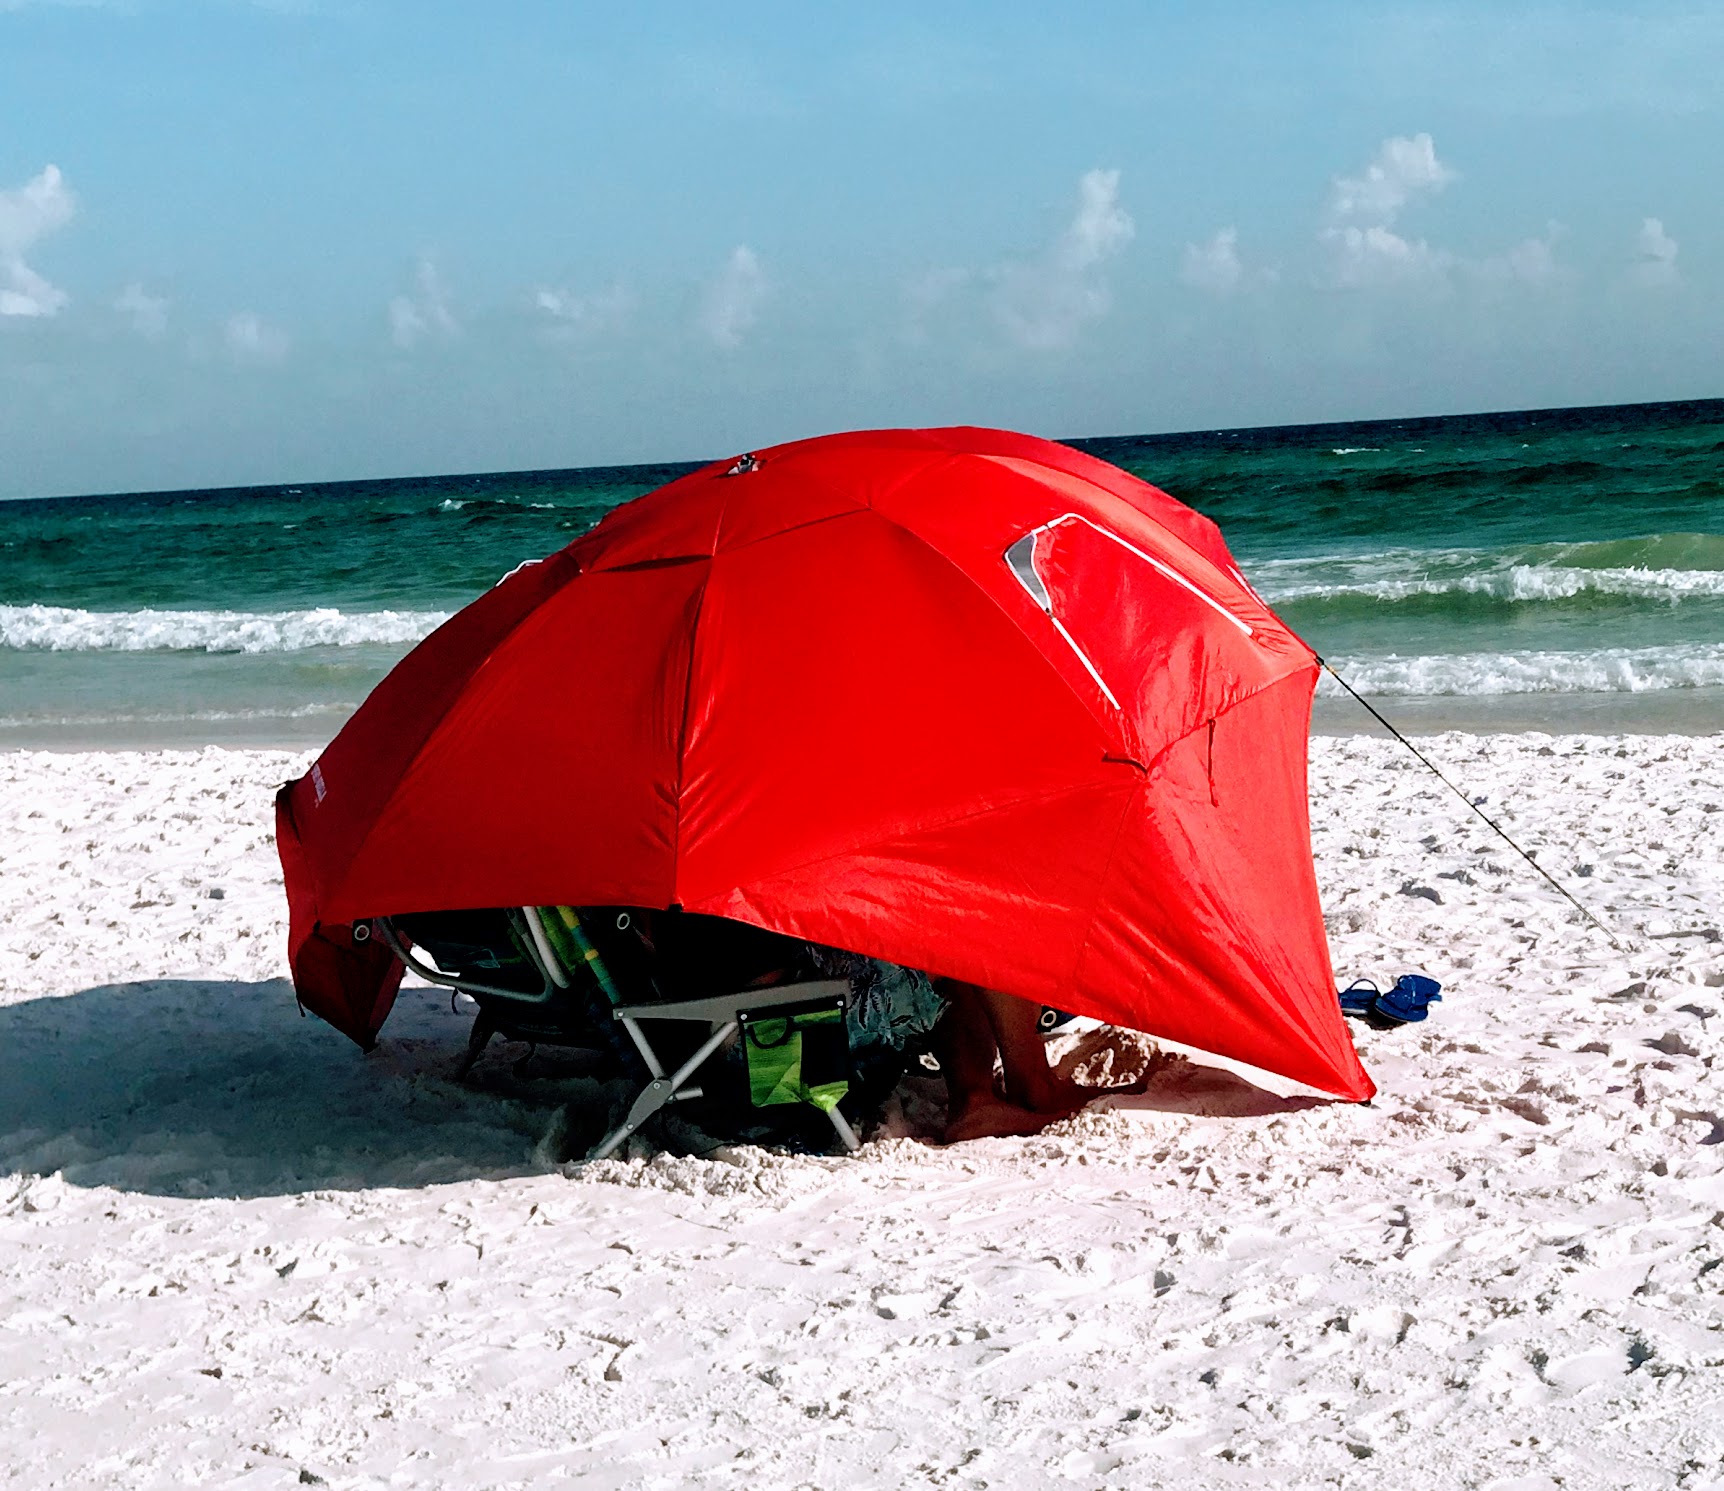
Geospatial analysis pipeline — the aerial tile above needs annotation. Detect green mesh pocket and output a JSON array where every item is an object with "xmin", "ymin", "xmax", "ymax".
[{"xmin": 740, "ymin": 1000, "xmax": 850, "ymax": 1114}]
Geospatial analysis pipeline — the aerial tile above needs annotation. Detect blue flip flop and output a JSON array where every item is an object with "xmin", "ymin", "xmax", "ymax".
[
  {"xmin": 1338, "ymin": 975, "xmax": 1442, "ymax": 1029},
  {"xmin": 1373, "ymin": 974, "xmax": 1442, "ymax": 1025},
  {"xmin": 1339, "ymin": 979, "xmax": 1381, "ymax": 1019}
]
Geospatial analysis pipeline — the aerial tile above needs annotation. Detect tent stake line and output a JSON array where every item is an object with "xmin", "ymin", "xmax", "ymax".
[{"xmin": 1318, "ymin": 659, "xmax": 1627, "ymax": 953}]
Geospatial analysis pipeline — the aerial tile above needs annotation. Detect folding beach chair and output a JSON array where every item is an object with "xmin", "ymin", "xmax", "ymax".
[
  {"xmin": 371, "ymin": 907, "xmax": 861, "ymax": 1157},
  {"xmin": 375, "ymin": 907, "xmax": 633, "ymax": 1081}
]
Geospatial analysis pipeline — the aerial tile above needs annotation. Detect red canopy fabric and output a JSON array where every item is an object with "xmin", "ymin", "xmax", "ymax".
[{"xmin": 276, "ymin": 426, "xmax": 1373, "ymax": 1101}]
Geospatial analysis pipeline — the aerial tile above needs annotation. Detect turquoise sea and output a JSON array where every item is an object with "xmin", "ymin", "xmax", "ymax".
[{"xmin": 3, "ymin": 398, "xmax": 1721, "ymax": 747}]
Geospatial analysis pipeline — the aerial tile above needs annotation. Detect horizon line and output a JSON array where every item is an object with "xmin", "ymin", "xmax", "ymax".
[{"xmin": 7, "ymin": 391, "xmax": 1721, "ymax": 509}]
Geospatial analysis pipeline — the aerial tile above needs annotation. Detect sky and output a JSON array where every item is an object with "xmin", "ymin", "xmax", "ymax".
[{"xmin": 1, "ymin": 0, "xmax": 1720, "ymax": 499}]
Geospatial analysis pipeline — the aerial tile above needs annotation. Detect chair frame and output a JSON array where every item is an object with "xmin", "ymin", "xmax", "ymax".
[
  {"xmin": 369, "ymin": 911, "xmax": 861, "ymax": 1158},
  {"xmin": 595, "ymin": 981, "xmax": 860, "ymax": 1159}
]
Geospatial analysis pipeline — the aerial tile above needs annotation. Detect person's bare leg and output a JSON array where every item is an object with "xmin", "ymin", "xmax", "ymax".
[
  {"xmin": 935, "ymin": 980, "xmax": 1079, "ymax": 1142},
  {"xmin": 932, "ymin": 985, "xmax": 996, "ymax": 1097},
  {"xmin": 969, "ymin": 985, "xmax": 1089, "ymax": 1114},
  {"xmin": 932, "ymin": 984, "xmax": 1035, "ymax": 1140}
]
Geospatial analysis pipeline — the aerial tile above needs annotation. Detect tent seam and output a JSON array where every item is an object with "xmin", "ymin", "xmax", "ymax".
[
  {"xmin": 1065, "ymin": 775, "xmax": 1148, "ymax": 1002},
  {"xmin": 587, "ymin": 508, "xmax": 868, "ymax": 571},
  {"xmin": 1137, "ymin": 662, "xmax": 1320, "ymax": 785},
  {"xmin": 668, "ymin": 521, "xmax": 728, "ymax": 905}
]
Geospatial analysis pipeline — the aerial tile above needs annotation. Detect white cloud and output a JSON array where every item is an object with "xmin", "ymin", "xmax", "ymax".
[
  {"xmin": 1181, "ymin": 228, "xmax": 1244, "ymax": 294},
  {"xmin": 1058, "ymin": 167, "xmax": 1135, "ymax": 273},
  {"xmin": 1324, "ymin": 224, "xmax": 1454, "ymax": 287},
  {"xmin": 992, "ymin": 168, "xmax": 1134, "ymax": 350},
  {"xmin": 1472, "ymin": 225, "xmax": 1568, "ymax": 289},
  {"xmin": 1327, "ymin": 133, "xmax": 1455, "ymax": 223},
  {"xmin": 0, "ymin": 164, "xmax": 74, "ymax": 318},
  {"xmin": 225, "ymin": 310, "xmax": 289, "ymax": 364},
  {"xmin": 115, "ymin": 282, "xmax": 168, "ymax": 337},
  {"xmin": 1630, "ymin": 217, "xmax": 1679, "ymax": 288},
  {"xmin": 900, "ymin": 266, "xmax": 971, "ymax": 344},
  {"xmin": 698, "ymin": 245, "xmax": 765, "ymax": 349},
  {"xmin": 1320, "ymin": 134, "xmax": 1455, "ymax": 288},
  {"xmin": 388, "ymin": 258, "xmax": 458, "ymax": 349},
  {"xmin": 534, "ymin": 282, "xmax": 634, "ymax": 340},
  {"xmin": 0, "ymin": 260, "xmax": 70, "ymax": 319},
  {"xmin": 1501, "ymin": 233, "xmax": 1559, "ymax": 286}
]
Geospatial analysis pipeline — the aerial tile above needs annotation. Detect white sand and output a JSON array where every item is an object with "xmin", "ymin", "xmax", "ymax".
[{"xmin": 3, "ymin": 735, "xmax": 1723, "ymax": 1489}]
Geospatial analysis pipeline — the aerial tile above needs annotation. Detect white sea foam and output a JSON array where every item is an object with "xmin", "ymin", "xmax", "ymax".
[
  {"xmin": 1256, "ymin": 561, "xmax": 1724, "ymax": 605},
  {"xmin": 1321, "ymin": 642, "xmax": 1724, "ymax": 696},
  {"xmin": 0, "ymin": 604, "xmax": 450, "ymax": 654},
  {"xmin": 1328, "ymin": 446, "xmax": 1381, "ymax": 455},
  {"xmin": 0, "ymin": 702, "xmax": 353, "ymax": 730}
]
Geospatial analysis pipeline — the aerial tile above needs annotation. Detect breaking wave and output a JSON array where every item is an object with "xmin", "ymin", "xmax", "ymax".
[
  {"xmin": 1320, "ymin": 643, "xmax": 1724, "ymax": 697},
  {"xmin": 0, "ymin": 702, "xmax": 354, "ymax": 729},
  {"xmin": 1253, "ymin": 533, "xmax": 1724, "ymax": 609},
  {"xmin": 0, "ymin": 605, "xmax": 450, "ymax": 654},
  {"xmin": 1267, "ymin": 565, "xmax": 1724, "ymax": 606}
]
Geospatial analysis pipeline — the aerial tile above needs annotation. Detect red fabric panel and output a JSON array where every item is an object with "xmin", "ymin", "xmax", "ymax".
[
  {"xmin": 876, "ymin": 427, "xmax": 1238, "ymax": 575},
  {"xmin": 674, "ymin": 511, "xmax": 1112, "ymax": 900},
  {"xmin": 690, "ymin": 779, "xmax": 1139, "ymax": 1003},
  {"xmin": 711, "ymin": 446, "xmax": 926, "ymax": 552},
  {"xmin": 1074, "ymin": 672, "xmax": 1373, "ymax": 1100},
  {"xmin": 275, "ymin": 785, "xmax": 402, "ymax": 1048},
  {"xmin": 867, "ymin": 454, "xmax": 1314, "ymax": 760},
  {"xmin": 1024, "ymin": 512, "xmax": 1268, "ymax": 760},
  {"xmin": 288, "ymin": 550, "xmax": 579, "ymax": 900},
  {"xmin": 969, "ymin": 458, "xmax": 1289, "ymax": 639},
  {"xmin": 576, "ymin": 473, "xmax": 728, "ymax": 569},
  {"xmin": 324, "ymin": 560, "xmax": 705, "ymax": 919}
]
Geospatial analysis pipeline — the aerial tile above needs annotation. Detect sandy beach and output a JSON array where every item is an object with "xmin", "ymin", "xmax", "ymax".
[{"xmin": 3, "ymin": 732, "xmax": 1723, "ymax": 1489}]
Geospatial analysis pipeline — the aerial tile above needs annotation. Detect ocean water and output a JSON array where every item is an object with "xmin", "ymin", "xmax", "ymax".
[{"xmin": 3, "ymin": 399, "xmax": 1721, "ymax": 746}]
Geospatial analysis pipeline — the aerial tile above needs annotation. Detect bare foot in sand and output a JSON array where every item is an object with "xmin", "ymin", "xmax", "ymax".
[
  {"xmin": 1005, "ymin": 1069, "xmax": 1094, "ymax": 1115},
  {"xmin": 942, "ymin": 1096, "xmax": 1069, "ymax": 1143},
  {"xmin": 943, "ymin": 1076, "xmax": 1149, "ymax": 1142}
]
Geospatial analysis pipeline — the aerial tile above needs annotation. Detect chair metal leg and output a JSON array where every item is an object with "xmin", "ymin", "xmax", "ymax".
[
  {"xmin": 619, "ymin": 1016, "xmax": 666, "ymax": 1079},
  {"xmin": 588, "ymin": 1019, "xmax": 738, "ymax": 1160},
  {"xmin": 826, "ymin": 1105, "xmax": 861, "ymax": 1152},
  {"xmin": 454, "ymin": 1013, "xmax": 495, "ymax": 1083}
]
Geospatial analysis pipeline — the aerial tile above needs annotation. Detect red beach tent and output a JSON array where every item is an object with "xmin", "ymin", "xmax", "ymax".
[{"xmin": 276, "ymin": 426, "xmax": 1373, "ymax": 1102}]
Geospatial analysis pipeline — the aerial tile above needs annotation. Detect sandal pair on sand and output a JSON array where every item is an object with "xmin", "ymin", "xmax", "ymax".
[{"xmin": 1340, "ymin": 975, "xmax": 1442, "ymax": 1029}]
